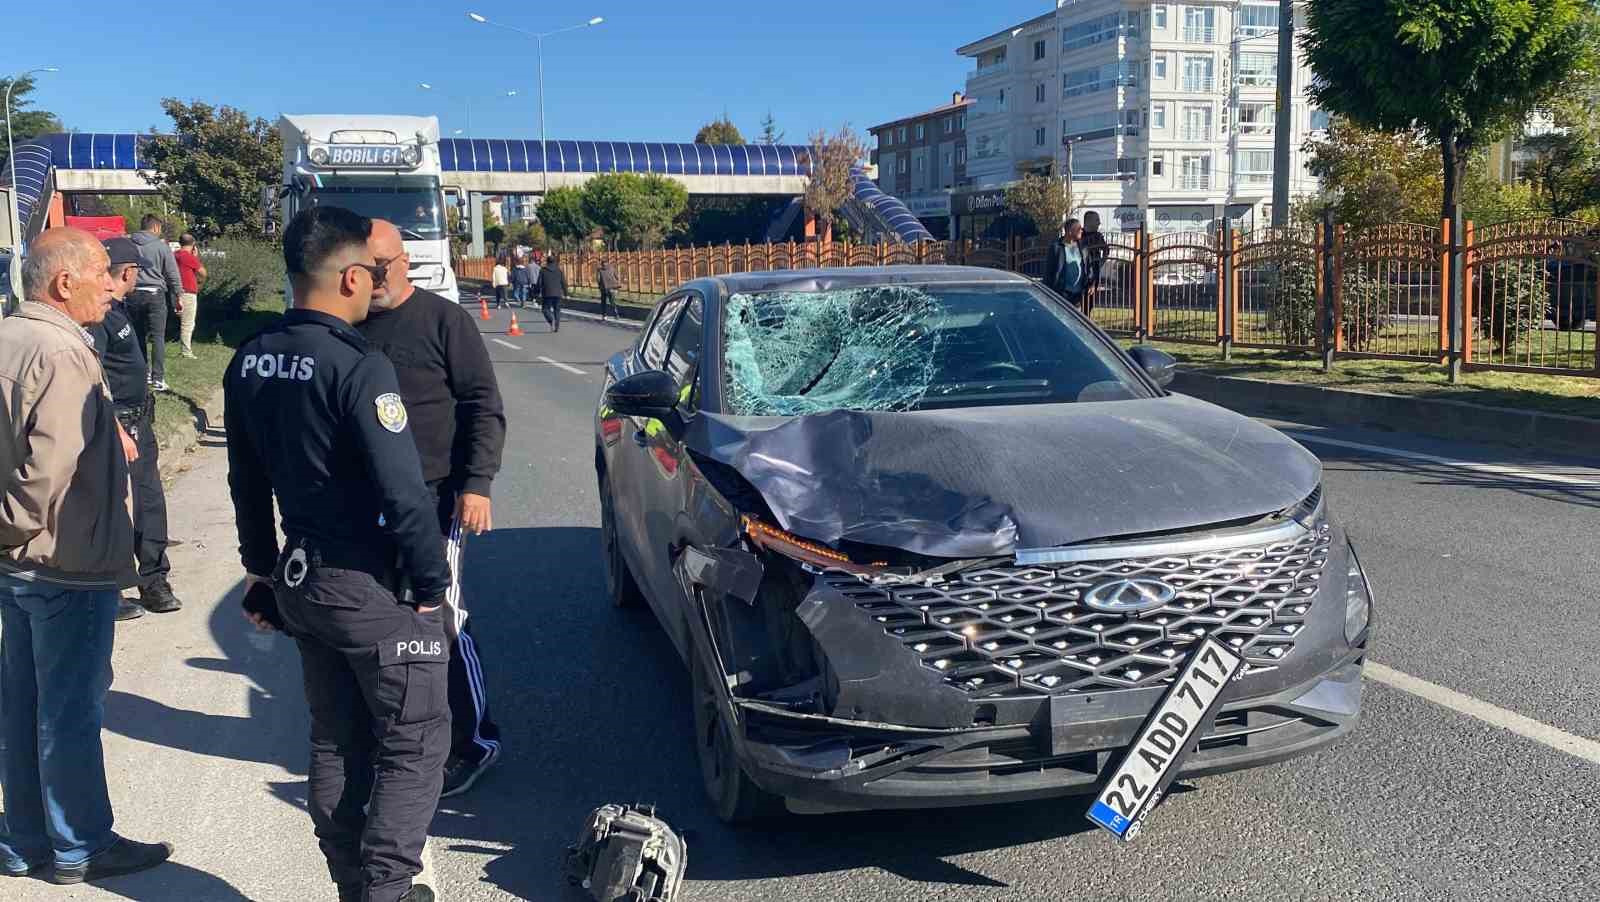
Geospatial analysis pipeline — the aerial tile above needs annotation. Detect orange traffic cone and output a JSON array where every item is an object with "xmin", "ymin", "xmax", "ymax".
[
  {"xmin": 479, "ymin": 294, "xmax": 491, "ymax": 320},
  {"xmin": 507, "ymin": 311, "xmax": 524, "ymax": 336}
]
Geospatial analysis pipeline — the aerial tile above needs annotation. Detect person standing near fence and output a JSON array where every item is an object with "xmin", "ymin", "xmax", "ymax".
[
  {"xmin": 1079, "ymin": 212, "xmax": 1109, "ymax": 318},
  {"xmin": 127, "ymin": 214, "xmax": 182, "ymax": 392},
  {"xmin": 598, "ymin": 258, "xmax": 622, "ymax": 320},
  {"xmin": 491, "ymin": 256, "xmax": 509, "ymax": 309},
  {"xmin": 1046, "ymin": 218, "xmax": 1087, "ymax": 310},
  {"xmin": 539, "ymin": 253, "xmax": 567, "ymax": 333},
  {"xmin": 172, "ymin": 234, "xmax": 206, "ymax": 359}
]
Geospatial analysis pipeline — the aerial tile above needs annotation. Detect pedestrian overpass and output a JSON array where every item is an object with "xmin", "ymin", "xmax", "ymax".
[{"xmin": 6, "ymin": 132, "xmax": 932, "ymax": 247}]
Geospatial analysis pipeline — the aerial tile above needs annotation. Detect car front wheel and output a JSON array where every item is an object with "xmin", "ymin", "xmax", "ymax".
[
  {"xmin": 691, "ymin": 641, "xmax": 785, "ymax": 824},
  {"xmin": 598, "ymin": 472, "xmax": 645, "ymax": 609}
]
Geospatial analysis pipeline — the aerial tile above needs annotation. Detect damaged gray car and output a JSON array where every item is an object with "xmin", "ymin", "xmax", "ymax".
[{"xmin": 595, "ymin": 267, "xmax": 1373, "ymax": 823}]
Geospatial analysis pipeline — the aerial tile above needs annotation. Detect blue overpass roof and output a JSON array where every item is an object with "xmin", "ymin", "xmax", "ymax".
[{"xmin": 7, "ymin": 133, "xmax": 933, "ymax": 243}]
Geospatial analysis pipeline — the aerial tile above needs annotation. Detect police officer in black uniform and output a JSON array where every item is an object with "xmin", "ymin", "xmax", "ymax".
[
  {"xmin": 224, "ymin": 206, "xmax": 450, "ymax": 902},
  {"xmin": 90, "ymin": 236, "xmax": 181, "ymax": 619}
]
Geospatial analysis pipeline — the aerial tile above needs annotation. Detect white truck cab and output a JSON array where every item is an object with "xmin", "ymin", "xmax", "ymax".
[{"xmin": 278, "ymin": 114, "xmax": 459, "ymax": 303}]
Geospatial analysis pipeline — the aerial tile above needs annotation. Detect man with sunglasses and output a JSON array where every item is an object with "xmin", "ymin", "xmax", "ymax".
[
  {"xmin": 357, "ymin": 219, "xmax": 506, "ymax": 799},
  {"xmin": 224, "ymin": 206, "xmax": 449, "ymax": 902}
]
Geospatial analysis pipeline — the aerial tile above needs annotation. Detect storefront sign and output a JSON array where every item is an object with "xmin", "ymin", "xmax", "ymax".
[
  {"xmin": 952, "ymin": 187, "xmax": 1009, "ymax": 216},
  {"xmin": 904, "ymin": 193, "xmax": 952, "ymax": 217}
]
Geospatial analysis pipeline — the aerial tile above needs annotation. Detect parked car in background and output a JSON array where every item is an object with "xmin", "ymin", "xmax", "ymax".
[
  {"xmin": 595, "ymin": 266, "xmax": 1373, "ymax": 822},
  {"xmin": 1546, "ymin": 238, "xmax": 1597, "ymax": 332}
]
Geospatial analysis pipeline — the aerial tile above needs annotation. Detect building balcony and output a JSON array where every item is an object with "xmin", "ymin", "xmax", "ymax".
[
  {"xmin": 967, "ymin": 62, "xmax": 1011, "ymax": 82},
  {"xmin": 1178, "ymin": 126, "xmax": 1212, "ymax": 142},
  {"xmin": 1182, "ymin": 27, "xmax": 1217, "ymax": 43},
  {"xmin": 1180, "ymin": 174, "xmax": 1212, "ymax": 190},
  {"xmin": 1236, "ymin": 172, "xmax": 1273, "ymax": 186},
  {"xmin": 1180, "ymin": 77, "xmax": 1216, "ymax": 93}
]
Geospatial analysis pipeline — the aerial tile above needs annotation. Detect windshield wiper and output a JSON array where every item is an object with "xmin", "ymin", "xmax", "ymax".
[
  {"xmin": 398, "ymin": 228, "xmax": 427, "ymax": 240},
  {"xmin": 796, "ymin": 344, "xmax": 845, "ymax": 396}
]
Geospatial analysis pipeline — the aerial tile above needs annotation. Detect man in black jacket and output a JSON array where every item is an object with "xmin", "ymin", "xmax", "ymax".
[
  {"xmin": 88, "ymin": 237, "xmax": 181, "ymax": 619},
  {"xmin": 539, "ymin": 253, "xmax": 568, "ymax": 332},
  {"xmin": 358, "ymin": 220, "xmax": 508, "ymax": 798}
]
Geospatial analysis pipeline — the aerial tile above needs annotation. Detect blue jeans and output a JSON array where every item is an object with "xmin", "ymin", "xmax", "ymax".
[{"xmin": 0, "ymin": 575, "xmax": 117, "ymax": 869}]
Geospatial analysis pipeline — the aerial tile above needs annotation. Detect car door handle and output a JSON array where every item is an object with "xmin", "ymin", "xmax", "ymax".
[{"xmin": 632, "ymin": 429, "xmax": 649, "ymax": 447}]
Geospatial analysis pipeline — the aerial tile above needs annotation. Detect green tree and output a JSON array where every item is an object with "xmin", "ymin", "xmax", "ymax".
[
  {"xmin": 677, "ymin": 196, "xmax": 785, "ymax": 246},
  {"xmin": 1304, "ymin": 0, "xmax": 1596, "ymax": 219},
  {"xmin": 536, "ymin": 187, "xmax": 593, "ymax": 247},
  {"xmin": 802, "ymin": 126, "xmax": 867, "ymax": 239},
  {"xmin": 0, "ymin": 75, "xmax": 64, "ymax": 174},
  {"xmin": 1521, "ymin": 81, "xmax": 1600, "ymax": 217},
  {"xmin": 73, "ymin": 194, "xmax": 191, "ymax": 238},
  {"xmin": 694, "ymin": 116, "xmax": 745, "ymax": 145},
  {"xmin": 1004, "ymin": 174, "xmax": 1069, "ymax": 237},
  {"xmin": 140, "ymin": 99, "xmax": 281, "ymax": 240},
  {"xmin": 581, "ymin": 173, "xmax": 688, "ymax": 250},
  {"xmin": 758, "ymin": 110, "xmax": 785, "ymax": 145},
  {"xmin": 1302, "ymin": 117, "xmax": 1443, "ymax": 228}
]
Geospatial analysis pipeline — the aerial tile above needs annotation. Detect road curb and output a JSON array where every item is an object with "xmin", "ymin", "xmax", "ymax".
[
  {"xmin": 157, "ymin": 387, "xmax": 225, "ymax": 484},
  {"xmin": 1171, "ymin": 370, "xmax": 1599, "ymax": 458}
]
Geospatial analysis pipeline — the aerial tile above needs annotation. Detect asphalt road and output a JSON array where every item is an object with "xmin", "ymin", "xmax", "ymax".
[
  {"xmin": 7, "ymin": 304, "xmax": 1594, "ymax": 901},
  {"xmin": 428, "ymin": 307, "xmax": 1600, "ymax": 902}
]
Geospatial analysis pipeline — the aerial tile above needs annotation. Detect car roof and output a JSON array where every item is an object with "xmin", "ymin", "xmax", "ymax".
[{"xmin": 703, "ymin": 265, "xmax": 1033, "ymax": 296}]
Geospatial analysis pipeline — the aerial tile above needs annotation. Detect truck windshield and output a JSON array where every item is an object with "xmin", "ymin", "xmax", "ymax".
[{"xmin": 305, "ymin": 177, "xmax": 443, "ymax": 240}]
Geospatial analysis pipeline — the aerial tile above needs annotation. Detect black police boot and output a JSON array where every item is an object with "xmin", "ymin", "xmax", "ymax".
[
  {"xmin": 336, "ymin": 882, "xmax": 362, "ymax": 902},
  {"xmin": 398, "ymin": 886, "xmax": 435, "ymax": 902},
  {"xmin": 116, "ymin": 599, "xmax": 145, "ymax": 621},
  {"xmin": 51, "ymin": 837, "xmax": 173, "ymax": 885},
  {"xmin": 138, "ymin": 577, "xmax": 183, "ymax": 614}
]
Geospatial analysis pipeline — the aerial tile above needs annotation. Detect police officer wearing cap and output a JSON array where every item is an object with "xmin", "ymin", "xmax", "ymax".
[
  {"xmin": 224, "ymin": 206, "xmax": 449, "ymax": 902},
  {"xmin": 90, "ymin": 237, "xmax": 181, "ymax": 619}
]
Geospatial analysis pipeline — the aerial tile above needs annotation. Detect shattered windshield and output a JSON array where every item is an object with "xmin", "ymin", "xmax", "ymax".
[{"xmin": 722, "ymin": 283, "xmax": 1151, "ymax": 416}]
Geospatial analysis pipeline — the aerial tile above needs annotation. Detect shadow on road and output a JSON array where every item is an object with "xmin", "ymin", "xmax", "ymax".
[
  {"xmin": 36, "ymin": 860, "xmax": 259, "ymax": 901},
  {"xmin": 103, "ymin": 580, "xmax": 307, "ymax": 775},
  {"xmin": 431, "ymin": 526, "xmax": 1099, "ymax": 898}
]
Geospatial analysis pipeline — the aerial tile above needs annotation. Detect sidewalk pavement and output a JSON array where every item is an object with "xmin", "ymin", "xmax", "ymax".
[{"xmin": 0, "ymin": 410, "xmax": 434, "ymax": 900}]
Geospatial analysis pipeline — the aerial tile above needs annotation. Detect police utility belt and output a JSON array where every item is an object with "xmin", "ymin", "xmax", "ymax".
[
  {"xmin": 114, "ymin": 393, "xmax": 155, "ymax": 429},
  {"xmin": 278, "ymin": 536, "xmax": 402, "ymax": 594}
]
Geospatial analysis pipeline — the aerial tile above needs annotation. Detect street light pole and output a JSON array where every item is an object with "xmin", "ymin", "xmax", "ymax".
[
  {"xmin": 5, "ymin": 66, "xmax": 58, "ymax": 300},
  {"xmin": 1271, "ymin": 0, "xmax": 1295, "ymax": 227},
  {"xmin": 467, "ymin": 12, "xmax": 604, "ymax": 196}
]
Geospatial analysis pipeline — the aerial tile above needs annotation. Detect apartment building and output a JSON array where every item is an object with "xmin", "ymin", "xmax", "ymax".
[
  {"xmin": 869, "ymin": 93, "xmax": 973, "ymax": 238},
  {"xmin": 955, "ymin": 0, "xmax": 1326, "ymax": 238}
]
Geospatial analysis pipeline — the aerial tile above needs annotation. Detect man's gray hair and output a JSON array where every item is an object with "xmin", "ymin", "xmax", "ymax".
[{"xmin": 21, "ymin": 233, "xmax": 97, "ymax": 302}]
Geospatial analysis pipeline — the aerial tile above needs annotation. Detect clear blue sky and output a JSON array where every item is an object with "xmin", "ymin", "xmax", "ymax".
[{"xmin": 13, "ymin": 1, "xmax": 1044, "ymax": 144}]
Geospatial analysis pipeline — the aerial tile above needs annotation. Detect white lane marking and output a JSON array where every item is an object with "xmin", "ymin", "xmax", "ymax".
[
  {"xmin": 1280, "ymin": 430, "xmax": 1600, "ymax": 487},
  {"xmin": 490, "ymin": 338, "xmax": 522, "ymax": 351},
  {"xmin": 1366, "ymin": 662, "xmax": 1600, "ymax": 766},
  {"xmin": 538, "ymin": 355, "xmax": 587, "ymax": 375}
]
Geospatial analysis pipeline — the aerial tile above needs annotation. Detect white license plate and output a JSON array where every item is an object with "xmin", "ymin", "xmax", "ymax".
[{"xmin": 1086, "ymin": 637, "xmax": 1244, "ymax": 841}]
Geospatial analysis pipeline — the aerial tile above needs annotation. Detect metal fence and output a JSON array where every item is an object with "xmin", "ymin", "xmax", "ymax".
[{"xmin": 461, "ymin": 216, "xmax": 1599, "ymax": 377}]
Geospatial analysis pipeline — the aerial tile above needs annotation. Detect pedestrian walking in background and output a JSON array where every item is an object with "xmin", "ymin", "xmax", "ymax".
[
  {"xmin": 598, "ymin": 258, "xmax": 622, "ymax": 320},
  {"xmin": 539, "ymin": 253, "xmax": 567, "ymax": 333},
  {"xmin": 0, "ymin": 228, "xmax": 172, "ymax": 886},
  {"xmin": 126, "ymin": 214, "xmax": 181, "ymax": 391},
  {"xmin": 491, "ymin": 257, "xmax": 509, "ymax": 309},
  {"xmin": 226, "ymin": 207, "xmax": 450, "ymax": 902},
  {"xmin": 1045, "ymin": 218, "xmax": 1087, "ymax": 311},
  {"xmin": 509, "ymin": 253, "xmax": 531, "ymax": 308},
  {"xmin": 523, "ymin": 256, "xmax": 540, "ymax": 303},
  {"xmin": 359, "ymin": 220, "xmax": 508, "ymax": 799},
  {"xmin": 173, "ymin": 233, "xmax": 206, "ymax": 359},
  {"xmin": 1079, "ymin": 211, "xmax": 1110, "ymax": 318}
]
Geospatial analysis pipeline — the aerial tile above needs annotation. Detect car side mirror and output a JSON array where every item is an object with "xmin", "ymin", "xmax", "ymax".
[
  {"xmin": 605, "ymin": 370, "xmax": 681, "ymax": 419},
  {"xmin": 1127, "ymin": 345, "xmax": 1177, "ymax": 387}
]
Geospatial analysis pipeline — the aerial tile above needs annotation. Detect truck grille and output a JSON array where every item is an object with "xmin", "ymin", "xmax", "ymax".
[{"xmin": 826, "ymin": 523, "xmax": 1332, "ymax": 699}]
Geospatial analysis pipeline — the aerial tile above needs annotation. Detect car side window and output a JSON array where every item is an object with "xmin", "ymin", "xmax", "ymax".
[
  {"xmin": 664, "ymin": 296, "xmax": 703, "ymax": 389},
  {"xmin": 640, "ymin": 295, "xmax": 687, "ymax": 370}
]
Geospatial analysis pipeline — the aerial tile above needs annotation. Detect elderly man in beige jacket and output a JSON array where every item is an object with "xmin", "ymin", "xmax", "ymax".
[{"xmin": 0, "ymin": 227, "xmax": 172, "ymax": 886}]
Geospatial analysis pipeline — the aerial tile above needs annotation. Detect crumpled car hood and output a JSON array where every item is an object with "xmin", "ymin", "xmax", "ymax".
[{"xmin": 686, "ymin": 394, "xmax": 1321, "ymax": 558}]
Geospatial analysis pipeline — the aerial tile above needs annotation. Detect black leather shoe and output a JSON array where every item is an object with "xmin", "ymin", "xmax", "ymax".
[
  {"xmin": 138, "ymin": 577, "xmax": 182, "ymax": 613},
  {"xmin": 52, "ymin": 837, "xmax": 173, "ymax": 885},
  {"xmin": 398, "ymin": 886, "xmax": 435, "ymax": 902},
  {"xmin": 116, "ymin": 599, "xmax": 144, "ymax": 621}
]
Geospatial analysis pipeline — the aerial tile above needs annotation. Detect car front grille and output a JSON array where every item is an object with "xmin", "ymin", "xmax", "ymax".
[{"xmin": 825, "ymin": 523, "xmax": 1332, "ymax": 699}]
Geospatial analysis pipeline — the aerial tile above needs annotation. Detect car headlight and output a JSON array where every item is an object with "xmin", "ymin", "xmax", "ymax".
[
  {"xmin": 1344, "ymin": 541, "xmax": 1373, "ymax": 644},
  {"xmin": 401, "ymin": 146, "xmax": 421, "ymax": 165},
  {"xmin": 308, "ymin": 146, "xmax": 329, "ymax": 165},
  {"xmin": 741, "ymin": 516, "xmax": 886, "ymax": 577}
]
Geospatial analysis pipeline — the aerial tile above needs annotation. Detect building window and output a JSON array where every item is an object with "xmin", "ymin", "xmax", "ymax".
[
  {"xmin": 898, "ymin": 157, "xmax": 908, "ymax": 175},
  {"xmin": 1152, "ymin": 103, "xmax": 1167, "ymax": 129},
  {"xmin": 944, "ymin": 150, "xmax": 953, "ymax": 168},
  {"xmin": 1310, "ymin": 109, "xmax": 1332, "ymax": 131},
  {"xmin": 1239, "ymin": 4, "xmax": 1279, "ymax": 38},
  {"xmin": 1153, "ymin": 5, "xmax": 1167, "ymax": 29},
  {"xmin": 1238, "ymin": 52, "xmax": 1277, "ymax": 87},
  {"xmin": 1062, "ymin": 11, "xmax": 1122, "ymax": 51},
  {"xmin": 1239, "ymin": 102, "xmax": 1275, "ymax": 135},
  {"xmin": 897, "ymin": 126, "xmax": 907, "ymax": 143},
  {"xmin": 916, "ymin": 156, "xmax": 926, "ymax": 172},
  {"xmin": 1036, "ymin": 82, "xmax": 1046, "ymax": 104},
  {"xmin": 915, "ymin": 123, "xmax": 925, "ymax": 141},
  {"xmin": 1237, "ymin": 149, "xmax": 1273, "ymax": 185},
  {"xmin": 956, "ymin": 144, "xmax": 966, "ymax": 165},
  {"xmin": 944, "ymin": 117, "xmax": 955, "ymax": 134},
  {"xmin": 1124, "ymin": 109, "xmax": 1142, "ymax": 134},
  {"xmin": 1182, "ymin": 54, "xmax": 1215, "ymax": 92},
  {"xmin": 1153, "ymin": 54, "xmax": 1168, "ymax": 80},
  {"xmin": 1180, "ymin": 154, "xmax": 1211, "ymax": 190},
  {"xmin": 1035, "ymin": 127, "xmax": 1047, "ymax": 147},
  {"xmin": 1034, "ymin": 38, "xmax": 1047, "ymax": 61},
  {"xmin": 1183, "ymin": 6, "xmax": 1216, "ymax": 43},
  {"xmin": 1181, "ymin": 105, "xmax": 1213, "ymax": 142},
  {"xmin": 1063, "ymin": 62, "xmax": 1127, "ymax": 97},
  {"xmin": 958, "ymin": 113, "xmax": 966, "ymax": 130},
  {"xmin": 1152, "ymin": 155, "xmax": 1164, "ymax": 176}
]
